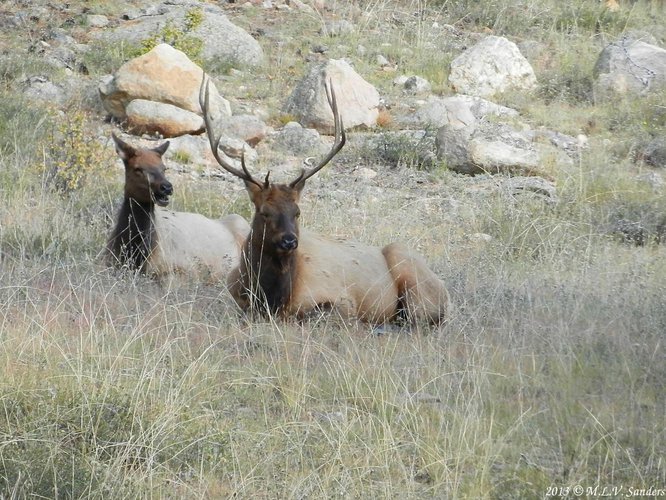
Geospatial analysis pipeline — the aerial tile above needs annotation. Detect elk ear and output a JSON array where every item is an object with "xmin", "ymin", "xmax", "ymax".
[
  {"xmin": 291, "ymin": 170, "xmax": 306, "ymax": 194},
  {"xmin": 152, "ymin": 140, "xmax": 170, "ymax": 156},
  {"xmin": 244, "ymin": 180, "xmax": 263, "ymax": 206},
  {"xmin": 112, "ymin": 133, "xmax": 135, "ymax": 161}
]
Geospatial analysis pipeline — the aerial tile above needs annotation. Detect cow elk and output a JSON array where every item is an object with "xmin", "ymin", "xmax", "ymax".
[
  {"xmin": 200, "ymin": 75, "xmax": 450, "ymax": 324},
  {"xmin": 107, "ymin": 133, "xmax": 250, "ymax": 281}
]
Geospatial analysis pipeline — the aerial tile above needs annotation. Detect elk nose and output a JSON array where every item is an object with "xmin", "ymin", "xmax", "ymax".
[
  {"xmin": 160, "ymin": 181, "xmax": 173, "ymax": 196},
  {"xmin": 279, "ymin": 235, "xmax": 298, "ymax": 251}
]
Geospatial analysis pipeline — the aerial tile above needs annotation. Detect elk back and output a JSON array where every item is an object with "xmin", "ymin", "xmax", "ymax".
[{"xmin": 149, "ymin": 210, "xmax": 250, "ymax": 281}]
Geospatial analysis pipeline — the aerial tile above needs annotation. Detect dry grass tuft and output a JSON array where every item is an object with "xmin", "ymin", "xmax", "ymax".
[{"xmin": 1, "ymin": 0, "xmax": 665, "ymax": 497}]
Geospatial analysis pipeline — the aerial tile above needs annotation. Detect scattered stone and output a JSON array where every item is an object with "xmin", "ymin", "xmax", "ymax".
[
  {"xmin": 354, "ymin": 167, "xmax": 378, "ymax": 180},
  {"xmin": 436, "ymin": 120, "xmax": 566, "ymax": 178},
  {"xmin": 43, "ymin": 46, "xmax": 77, "ymax": 70},
  {"xmin": 217, "ymin": 136, "xmax": 258, "ymax": 163},
  {"xmin": 376, "ymin": 54, "xmax": 390, "ymax": 67},
  {"xmin": 534, "ymin": 128, "xmax": 585, "ymax": 158},
  {"xmin": 594, "ymin": 34, "xmax": 666, "ymax": 98},
  {"xmin": 165, "ymin": 134, "xmax": 218, "ymax": 167},
  {"xmin": 284, "ymin": 59, "xmax": 380, "ymax": 133},
  {"xmin": 97, "ymin": 2, "xmax": 264, "ymax": 68},
  {"xmin": 449, "ymin": 35, "xmax": 537, "ymax": 97},
  {"xmin": 87, "ymin": 14, "xmax": 109, "ymax": 28},
  {"xmin": 414, "ymin": 94, "xmax": 519, "ymax": 129},
  {"xmin": 215, "ymin": 114, "xmax": 271, "ymax": 147},
  {"xmin": 503, "ymin": 175, "xmax": 558, "ymax": 201},
  {"xmin": 23, "ymin": 76, "xmax": 66, "ymax": 105},
  {"xmin": 99, "ymin": 44, "xmax": 230, "ymax": 121},
  {"xmin": 267, "ymin": 122, "xmax": 330, "ymax": 157},
  {"xmin": 289, "ymin": 0, "xmax": 315, "ymax": 13},
  {"xmin": 403, "ymin": 75, "xmax": 431, "ymax": 94},
  {"xmin": 125, "ymin": 99, "xmax": 205, "ymax": 138},
  {"xmin": 467, "ymin": 233, "xmax": 493, "ymax": 243},
  {"xmin": 393, "ymin": 75, "xmax": 409, "ymax": 86},
  {"xmin": 469, "ymin": 140, "xmax": 541, "ymax": 175}
]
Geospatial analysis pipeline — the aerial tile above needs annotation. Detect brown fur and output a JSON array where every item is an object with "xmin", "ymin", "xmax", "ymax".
[
  {"xmin": 107, "ymin": 134, "xmax": 250, "ymax": 281},
  {"xmin": 200, "ymin": 75, "xmax": 449, "ymax": 324},
  {"xmin": 227, "ymin": 184, "xmax": 450, "ymax": 324}
]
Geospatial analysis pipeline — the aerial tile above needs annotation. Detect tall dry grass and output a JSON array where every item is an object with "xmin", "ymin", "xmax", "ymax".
[{"xmin": 1, "ymin": 0, "xmax": 665, "ymax": 497}]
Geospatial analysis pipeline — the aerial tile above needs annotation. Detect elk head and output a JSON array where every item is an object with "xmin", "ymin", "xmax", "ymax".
[
  {"xmin": 200, "ymin": 75, "xmax": 346, "ymax": 256},
  {"xmin": 112, "ymin": 133, "xmax": 173, "ymax": 207}
]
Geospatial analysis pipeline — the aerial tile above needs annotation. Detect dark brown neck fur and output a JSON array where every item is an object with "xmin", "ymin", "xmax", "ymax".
[
  {"xmin": 107, "ymin": 197, "xmax": 156, "ymax": 272},
  {"xmin": 240, "ymin": 218, "xmax": 298, "ymax": 316}
]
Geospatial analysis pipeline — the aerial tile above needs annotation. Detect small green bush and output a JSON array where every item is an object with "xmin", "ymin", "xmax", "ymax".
[
  {"xmin": 358, "ymin": 129, "xmax": 440, "ymax": 171},
  {"xmin": 135, "ymin": 7, "xmax": 204, "ymax": 64},
  {"xmin": 41, "ymin": 110, "xmax": 112, "ymax": 194}
]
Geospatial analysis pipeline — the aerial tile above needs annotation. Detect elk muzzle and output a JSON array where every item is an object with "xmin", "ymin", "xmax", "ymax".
[
  {"xmin": 278, "ymin": 234, "xmax": 298, "ymax": 252},
  {"xmin": 153, "ymin": 180, "xmax": 173, "ymax": 207}
]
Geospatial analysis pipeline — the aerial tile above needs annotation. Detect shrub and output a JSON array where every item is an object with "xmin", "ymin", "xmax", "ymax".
[
  {"xmin": 360, "ymin": 129, "xmax": 439, "ymax": 170},
  {"xmin": 136, "ymin": 7, "xmax": 204, "ymax": 64},
  {"xmin": 41, "ymin": 110, "xmax": 112, "ymax": 194}
]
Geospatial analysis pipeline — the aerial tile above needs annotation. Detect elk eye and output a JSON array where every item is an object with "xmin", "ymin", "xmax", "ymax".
[{"xmin": 295, "ymin": 210, "xmax": 301, "ymax": 218}]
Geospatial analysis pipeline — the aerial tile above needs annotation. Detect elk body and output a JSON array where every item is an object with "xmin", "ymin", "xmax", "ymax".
[
  {"xmin": 107, "ymin": 133, "xmax": 250, "ymax": 281},
  {"xmin": 201, "ymin": 77, "xmax": 449, "ymax": 324}
]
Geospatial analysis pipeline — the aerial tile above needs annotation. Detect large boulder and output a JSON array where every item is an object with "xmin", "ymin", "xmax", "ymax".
[
  {"xmin": 449, "ymin": 36, "xmax": 537, "ymax": 97},
  {"xmin": 213, "ymin": 114, "xmax": 271, "ymax": 147},
  {"xmin": 22, "ymin": 76, "xmax": 66, "ymax": 106},
  {"xmin": 268, "ymin": 122, "xmax": 331, "ymax": 157},
  {"xmin": 165, "ymin": 134, "xmax": 218, "ymax": 168},
  {"xmin": 593, "ymin": 34, "xmax": 666, "ymax": 99},
  {"xmin": 96, "ymin": 2, "xmax": 264, "ymax": 68},
  {"xmin": 436, "ymin": 120, "xmax": 569, "ymax": 178},
  {"xmin": 284, "ymin": 59, "xmax": 380, "ymax": 133},
  {"xmin": 99, "ymin": 43, "xmax": 230, "ymax": 124},
  {"xmin": 414, "ymin": 94, "xmax": 519, "ymax": 129},
  {"xmin": 194, "ymin": 4, "xmax": 264, "ymax": 67},
  {"xmin": 125, "ymin": 99, "xmax": 204, "ymax": 137}
]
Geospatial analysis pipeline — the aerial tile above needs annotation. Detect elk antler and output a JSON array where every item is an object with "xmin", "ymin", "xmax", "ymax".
[
  {"xmin": 199, "ymin": 73, "xmax": 264, "ymax": 189},
  {"xmin": 289, "ymin": 81, "xmax": 346, "ymax": 188}
]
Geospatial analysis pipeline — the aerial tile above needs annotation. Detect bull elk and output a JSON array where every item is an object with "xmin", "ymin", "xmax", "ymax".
[
  {"xmin": 106, "ymin": 133, "xmax": 250, "ymax": 281},
  {"xmin": 200, "ymin": 75, "xmax": 450, "ymax": 324}
]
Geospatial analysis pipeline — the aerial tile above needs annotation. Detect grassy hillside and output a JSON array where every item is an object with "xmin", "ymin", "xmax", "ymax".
[{"xmin": 1, "ymin": 0, "xmax": 665, "ymax": 497}]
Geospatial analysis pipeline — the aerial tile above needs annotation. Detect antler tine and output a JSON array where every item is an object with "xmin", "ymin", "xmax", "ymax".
[
  {"xmin": 199, "ymin": 73, "xmax": 262, "ymax": 188},
  {"xmin": 290, "ymin": 79, "xmax": 347, "ymax": 188}
]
